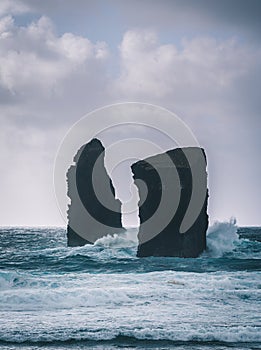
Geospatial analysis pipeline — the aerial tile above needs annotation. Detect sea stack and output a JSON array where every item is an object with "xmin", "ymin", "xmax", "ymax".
[
  {"xmin": 131, "ymin": 147, "xmax": 209, "ymax": 257},
  {"xmin": 67, "ymin": 138, "xmax": 123, "ymax": 246}
]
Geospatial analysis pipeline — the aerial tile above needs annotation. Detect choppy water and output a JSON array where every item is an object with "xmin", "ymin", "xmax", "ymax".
[{"xmin": 0, "ymin": 222, "xmax": 260, "ymax": 350}]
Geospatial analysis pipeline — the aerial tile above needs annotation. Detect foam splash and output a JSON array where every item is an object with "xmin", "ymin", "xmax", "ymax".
[
  {"xmin": 94, "ymin": 221, "xmax": 240, "ymax": 257},
  {"xmin": 94, "ymin": 228, "xmax": 138, "ymax": 248},
  {"xmin": 0, "ymin": 271, "xmax": 16, "ymax": 290},
  {"xmin": 206, "ymin": 218, "xmax": 239, "ymax": 257}
]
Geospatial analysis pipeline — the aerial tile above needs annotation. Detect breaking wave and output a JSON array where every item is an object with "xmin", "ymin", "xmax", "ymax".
[
  {"xmin": 206, "ymin": 218, "xmax": 239, "ymax": 257},
  {"xmin": 0, "ymin": 225, "xmax": 260, "ymax": 349}
]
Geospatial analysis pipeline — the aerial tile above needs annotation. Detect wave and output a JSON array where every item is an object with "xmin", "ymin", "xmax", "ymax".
[
  {"xmin": 0, "ymin": 326, "xmax": 260, "ymax": 344},
  {"xmin": 94, "ymin": 228, "xmax": 138, "ymax": 248},
  {"xmin": 91, "ymin": 219, "xmax": 244, "ymax": 259},
  {"xmin": 206, "ymin": 218, "xmax": 239, "ymax": 257},
  {"xmin": 0, "ymin": 225, "xmax": 259, "ymax": 348},
  {"xmin": 0, "ymin": 268, "xmax": 259, "ymax": 308},
  {"xmin": 0, "ymin": 223, "xmax": 260, "ymax": 277},
  {"xmin": 92, "ymin": 219, "xmax": 244, "ymax": 259}
]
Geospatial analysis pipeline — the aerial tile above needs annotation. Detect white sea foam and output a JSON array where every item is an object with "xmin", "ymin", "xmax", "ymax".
[
  {"xmin": 94, "ymin": 228, "xmax": 138, "ymax": 248},
  {"xmin": 0, "ymin": 269, "xmax": 260, "ymax": 342},
  {"xmin": 206, "ymin": 218, "xmax": 239, "ymax": 257},
  {"xmin": 0, "ymin": 326, "xmax": 260, "ymax": 343},
  {"xmin": 0, "ymin": 225, "xmax": 260, "ymax": 345},
  {"xmin": 0, "ymin": 271, "xmax": 16, "ymax": 290},
  {"xmin": 93, "ymin": 220, "xmax": 240, "ymax": 257}
]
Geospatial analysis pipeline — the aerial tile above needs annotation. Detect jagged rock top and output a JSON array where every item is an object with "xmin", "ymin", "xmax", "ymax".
[
  {"xmin": 132, "ymin": 147, "xmax": 207, "ymax": 171},
  {"xmin": 73, "ymin": 138, "xmax": 105, "ymax": 163}
]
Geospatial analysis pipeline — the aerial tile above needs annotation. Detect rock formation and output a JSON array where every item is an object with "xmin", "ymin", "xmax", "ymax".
[
  {"xmin": 131, "ymin": 147, "xmax": 209, "ymax": 258},
  {"xmin": 67, "ymin": 138, "xmax": 123, "ymax": 246}
]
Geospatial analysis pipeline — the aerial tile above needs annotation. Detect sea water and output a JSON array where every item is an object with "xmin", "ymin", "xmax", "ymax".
[{"xmin": 0, "ymin": 222, "xmax": 260, "ymax": 350}]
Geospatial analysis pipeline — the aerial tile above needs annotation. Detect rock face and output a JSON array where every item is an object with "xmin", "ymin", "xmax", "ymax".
[
  {"xmin": 131, "ymin": 147, "xmax": 209, "ymax": 258},
  {"xmin": 67, "ymin": 138, "xmax": 123, "ymax": 246}
]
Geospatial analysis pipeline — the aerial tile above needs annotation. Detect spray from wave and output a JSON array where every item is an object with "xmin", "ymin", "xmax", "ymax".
[
  {"xmin": 93, "ymin": 220, "xmax": 240, "ymax": 258},
  {"xmin": 94, "ymin": 228, "xmax": 138, "ymax": 248},
  {"xmin": 92, "ymin": 220, "xmax": 241, "ymax": 257},
  {"xmin": 206, "ymin": 218, "xmax": 239, "ymax": 257},
  {"xmin": 94, "ymin": 218, "xmax": 239, "ymax": 258}
]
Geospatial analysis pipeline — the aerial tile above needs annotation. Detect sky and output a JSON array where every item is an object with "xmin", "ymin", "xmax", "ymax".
[{"xmin": 0, "ymin": 0, "xmax": 260, "ymax": 227}]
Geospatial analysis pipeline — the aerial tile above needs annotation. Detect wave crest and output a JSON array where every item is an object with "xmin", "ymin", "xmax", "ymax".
[{"xmin": 206, "ymin": 218, "xmax": 239, "ymax": 257}]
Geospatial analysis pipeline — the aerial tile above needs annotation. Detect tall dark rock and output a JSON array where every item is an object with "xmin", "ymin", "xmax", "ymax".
[
  {"xmin": 131, "ymin": 147, "xmax": 209, "ymax": 258},
  {"xmin": 67, "ymin": 138, "xmax": 123, "ymax": 246}
]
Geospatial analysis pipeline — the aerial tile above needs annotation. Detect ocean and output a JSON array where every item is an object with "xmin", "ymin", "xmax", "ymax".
[{"xmin": 0, "ymin": 222, "xmax": 260, "ymax": 350}]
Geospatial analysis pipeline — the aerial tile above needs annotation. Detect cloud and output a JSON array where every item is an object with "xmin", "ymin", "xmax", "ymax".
[
  {"xmin": 0, "ymin": 16, "xmax": 109, "ymax": 101},
  {"xmin": 114, "ymin": 29, "xmax": 259, "ymax": 106},
  {"xmin": 112, "ymin": 0, "xmax": 261, "ymax": 42},
  {"xmin": 19, "ymin": 0, "xmax": 261, "ymax": 35},
  {"xmin": 0, "ymin": 14, "xmax": 112, "ymax": 225},
  {"xmin": 112, "ymin": 29, "xmax": 261, "ymax": 225},
  {"xmin": 0, "ymin": 10, "xmax": 260, "ymax": 226},
  {"xmin": 0, "ymin": 0, "xmax": 29, "ymax": 17}
]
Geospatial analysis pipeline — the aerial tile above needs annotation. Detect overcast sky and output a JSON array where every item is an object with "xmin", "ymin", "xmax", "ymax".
[{"xmin": 0, "ymin": 0, "xmax": 260, "ymax": 227}]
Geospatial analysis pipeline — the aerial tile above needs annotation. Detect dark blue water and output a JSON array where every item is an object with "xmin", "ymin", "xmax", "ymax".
[{"xmin": 0, "ymin": 223, "xmax": 260, "ymax": 350}]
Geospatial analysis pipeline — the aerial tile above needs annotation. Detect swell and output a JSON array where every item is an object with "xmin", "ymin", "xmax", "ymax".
[
  {"xmin": 0, "ymin": 224, "xmax": 260, "ymax": 274},
  {"xmin": 0, "ymin": 330, "xmax": 260, "ymax": 345},
  {"xmin": 0, "ymin": 225, "xmax": 260, "ymax": 348},
  {"xmin": 0, "ymin": 253, "xmax": 260, "ymax": 274},
  {"xmin": 0, "ymin": 336, "xmax": 260, "ymax": 348}
]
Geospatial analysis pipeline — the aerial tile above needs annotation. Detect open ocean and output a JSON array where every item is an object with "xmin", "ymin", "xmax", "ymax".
[{"xmin": 0, "ymin": 222, "xmax": 260, "ymax": 350}]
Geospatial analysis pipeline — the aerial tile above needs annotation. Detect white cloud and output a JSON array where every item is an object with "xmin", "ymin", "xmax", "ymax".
[
  {"xmin": 0, "ymin": 14, "xmax": 112, "ymax": 225},
  {"xmin": 0, "ymin": 16, "xmax": 260, "ymax": 226},
  {"xmin": 112, "ymin": 29, "xmax": 261, "ymax": 226},
  {"xmin": 0, "ymin": 16, "xmax": 109, "ymax": 98},
  {"xmin": 0, "ymin": 0, "xmax": 29, "ymax": 17},
  {"xmin": 0, "ymin": 15, "xmax": 14, "ymax": 38},
  {"xmin": 115, "ymin": 29, "xmax": 256, "ymax": 102}
]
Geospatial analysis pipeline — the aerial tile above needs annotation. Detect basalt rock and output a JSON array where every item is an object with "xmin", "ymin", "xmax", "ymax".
[
  {"xmin": 131, "ymin": 147, "xmax": 209, "ymax": 258},
  {"xmin": 67, "ymin": 138, "xmax": 123, "ymax": 246}
]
